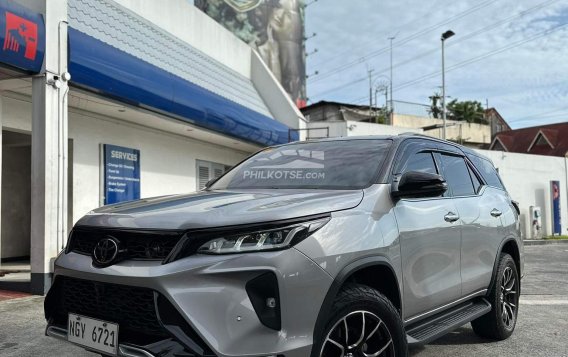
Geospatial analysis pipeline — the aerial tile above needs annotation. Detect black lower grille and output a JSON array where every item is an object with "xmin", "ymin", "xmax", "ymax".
[{"xmin": 52, "ymin": 277, "xmax": 168, "ymax": 344}]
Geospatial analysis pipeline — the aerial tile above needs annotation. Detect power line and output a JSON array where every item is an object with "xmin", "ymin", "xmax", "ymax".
[
  {"xmin": 310, "ymin": 76, "xmax": 367, "ymax": 98},
  {"xmin": 510, "ymin": 105, "xmax": 568, "ymax": 122},
  {"xmin": 392, "ymin": 20, "xmax": 568, "ymax": 93},
  {"xmin": 314, "ymin": 19, "xmax": 568, "ymax": 105},
  {"xmin": 309, "ymin": 0, "xmax": 497, "ymax": 84},
  {"xmin": 311, "ymin": 0, "xmax": 496, "ymax": 72},
  {"xmin": 309, "ymin": 0, "xmax": 560, "ymax": 99},
  {"xmin": 371, "ymin": 0, "xmax": 561, "ymax": 78}
]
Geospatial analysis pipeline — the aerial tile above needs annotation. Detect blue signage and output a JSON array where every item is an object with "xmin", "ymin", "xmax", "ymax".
[
  {"xmin": 104, "ymin": 144, "xmax": 140, "ymax": 205},
  {"xmin": 0, "ymin": 0, "xmax": 45, "ymax": 73},
  {"xmin": 551, "ymin": 180, "xmax": 561, "ymax": 235}
]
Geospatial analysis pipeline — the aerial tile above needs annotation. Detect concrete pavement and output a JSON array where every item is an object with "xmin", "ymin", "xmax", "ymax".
[{"xmin": 0, "ymin": 245, "xmax": 567, "ymax": 357}]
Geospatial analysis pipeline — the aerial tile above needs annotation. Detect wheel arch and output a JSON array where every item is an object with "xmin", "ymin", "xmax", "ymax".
[
  {"xmin": 488, "ymin": 238, "xmax": 521, "ymax": 295},
  {"xmin": 311, "ymin": 256, "xmax": 402, "ymax": 350}
]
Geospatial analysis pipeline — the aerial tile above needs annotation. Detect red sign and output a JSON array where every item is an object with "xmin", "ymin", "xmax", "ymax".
[{"xmin": 3, "ymin": 11, "xmax": 37, "ymax": 60}]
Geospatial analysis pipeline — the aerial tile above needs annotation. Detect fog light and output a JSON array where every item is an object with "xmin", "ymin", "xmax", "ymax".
[
  {"xmin": 266, "ymin": 297, "xmax": 276, "ymax": 308},
  {"xmin": 246, "ymin": 272, "xmax": 281, "ymax": 330}
]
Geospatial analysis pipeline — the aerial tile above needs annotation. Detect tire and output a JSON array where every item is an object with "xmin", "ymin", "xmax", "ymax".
[
  {"xmin": 312, "ymin": 283, "xmax": 408, "ymax": 357},
  {"xmin": 471, "ymin": 253, "xmax": 519, "ymax": 340}
]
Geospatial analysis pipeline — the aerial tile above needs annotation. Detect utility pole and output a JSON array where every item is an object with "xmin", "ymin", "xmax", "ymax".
[
  {"xmin": 441, "ymin": 30, "xmax": 455, "ymax": 140},
  {"xmin": 388, "ymin": 36, "xmax": 395, "ymax": 125},
  {"xmin": 368, "ymin": 68, "xmax": 374, "ymax": 115},
  {"xmin": 486, "ymin": 98, "xmax": 494, "ymax": 137}
]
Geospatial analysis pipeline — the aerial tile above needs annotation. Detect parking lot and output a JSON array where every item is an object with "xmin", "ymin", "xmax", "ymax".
[{"xmin": 0, "ymin": 244, "xmax": 566, "ymax": 357}]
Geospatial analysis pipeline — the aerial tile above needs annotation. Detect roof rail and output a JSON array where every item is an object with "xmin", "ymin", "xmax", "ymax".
[{"xmin": 398, "ymin": 132, "xmax": 431, "ymax": 138}]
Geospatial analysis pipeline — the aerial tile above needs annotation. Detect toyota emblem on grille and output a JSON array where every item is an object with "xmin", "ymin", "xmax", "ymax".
[{"xmin": 93, "ymin": 237, "xmax": 119, "ymax": 266}]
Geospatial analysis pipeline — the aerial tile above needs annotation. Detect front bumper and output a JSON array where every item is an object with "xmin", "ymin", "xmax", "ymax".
[
  {"xmin": 45, "ymin": 247, "xmax": 333, "ymax": 357},
  {"xmin": 47, "ymin": 325, "xmax": 168, "ymax": 357}
]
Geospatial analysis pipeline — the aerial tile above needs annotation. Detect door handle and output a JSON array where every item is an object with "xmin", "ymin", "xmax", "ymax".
[
  {"xmin": 491, "ymin": 209, "xmax": 502, "ymax": 217},
  {"xmin": 444, "ymin": 212, "xmax": 460, "ymax": 223}
]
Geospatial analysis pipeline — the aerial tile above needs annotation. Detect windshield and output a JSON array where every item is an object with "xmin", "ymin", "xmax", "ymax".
[{"xmin": 211, "ymin": 139, "xmax": 392, "ymax": 190}]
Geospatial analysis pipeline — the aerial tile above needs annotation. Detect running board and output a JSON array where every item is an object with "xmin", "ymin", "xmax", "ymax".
[{"xmin": 406, "ymin": 298, "xmax": 491, "ymax": 346}]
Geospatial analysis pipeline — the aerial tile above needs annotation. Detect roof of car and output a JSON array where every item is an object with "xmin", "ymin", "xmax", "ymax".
[{"xmin": 278, "ymin": 133, "xmax": 492, "ymax": 161}]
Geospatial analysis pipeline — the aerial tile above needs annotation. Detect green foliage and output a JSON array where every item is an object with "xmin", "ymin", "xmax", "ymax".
[
  {"xmin": 428, "ymin": 93, "xmax": 442, "ymax": 119},
  {"xmin": 544, "ymin": 235, "xmax": 568, "ymax": 240},
  {"xmin": 428, "ymin": 93, "xmax": 487, "ymax": 124},
  {"xmin": 447, "ymin": 99, "xmax": 487, "ymax": 124}
]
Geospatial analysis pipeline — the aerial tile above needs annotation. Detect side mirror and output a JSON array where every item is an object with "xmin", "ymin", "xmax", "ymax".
[{"xmin": 392, "ymin": 171, "xmax": 448, "ymax": 199}]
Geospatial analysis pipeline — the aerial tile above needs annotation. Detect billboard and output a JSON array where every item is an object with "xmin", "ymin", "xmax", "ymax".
[
  {"xmin": 195, "ymin": 0, "xmax": 307, "ymax": 108},
  {"xmin": 103, "ymin": 144, "xmax": 141, "ymax": 205}
]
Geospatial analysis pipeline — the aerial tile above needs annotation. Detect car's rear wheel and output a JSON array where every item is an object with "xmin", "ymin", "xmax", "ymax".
[
  {"xmin": 471, "ymin": 253, "xmax": 519, "ymax": 340},
  {"xmin": 313, "ymin": 283, "xmax": 407, "ymax": 357}
]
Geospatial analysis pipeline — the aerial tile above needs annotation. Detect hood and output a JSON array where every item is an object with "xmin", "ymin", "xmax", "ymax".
[{"xmin": 75, "ymin": 189, "xmax": 364, "ymax": 230}]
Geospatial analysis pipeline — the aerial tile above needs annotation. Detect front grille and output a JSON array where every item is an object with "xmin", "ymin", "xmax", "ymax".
[
  {"xmin": 52, "ymin": 277, "xmax": 168, "ymax": 344},
  {"xmin": 68, "ymin": 228, "xmax": 183, "ymax": 260}
]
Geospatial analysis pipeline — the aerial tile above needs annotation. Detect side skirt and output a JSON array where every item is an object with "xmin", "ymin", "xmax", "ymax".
[{"xmin": 405, "ymin": 298, "xmax": 491, "ymax": 346}]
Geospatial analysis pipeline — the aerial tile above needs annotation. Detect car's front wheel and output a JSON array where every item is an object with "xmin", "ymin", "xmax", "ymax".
[
  {"xmin": 471, "ymin": 253, "xmax": 520, "ymax": 340},
  {"xmin": 313, "ymin": 283, "xmax": 407, "ymax": 357}
]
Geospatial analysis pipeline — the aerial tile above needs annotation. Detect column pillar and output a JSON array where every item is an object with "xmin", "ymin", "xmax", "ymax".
[
  {"xmin": 0, "ymin": 96, "xmax": 3, "ymax": 266},
  {"xmin": 30, "ymin": 0, "xmax": 68, "ymax": 295}
]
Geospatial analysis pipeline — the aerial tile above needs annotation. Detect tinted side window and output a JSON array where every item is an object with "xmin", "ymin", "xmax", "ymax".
[
  {"xmin": 402, "ymin": 152, "xmax": 437, "ymax": 174},
  {"xmin": 440, "ymin": 154, "xmax": 475, "ymax": 196},
  {"xmin": 468, "ymin": 155, "xmax": 505, "ymax": 190}
]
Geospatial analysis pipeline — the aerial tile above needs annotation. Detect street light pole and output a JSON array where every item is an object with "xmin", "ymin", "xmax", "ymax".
[{"xmin": 441, "ymin": 30, "xmax": 455, "ymax": 140}]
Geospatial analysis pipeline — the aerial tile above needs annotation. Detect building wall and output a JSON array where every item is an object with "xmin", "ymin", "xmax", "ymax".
[
  {"xmin": 306, "ymin": 120, "xmax": 422, "ymax": 139},
  {"xmin": 347, "ymin": 121, "xmax": 422, "ymax": 137},
  {"xmin": 303, "ymin": 105, "xmax": 343, "ymax": 122},
  {"xmin": 1, "ymin": 95, "xmax": 249, "ymax": 227},
  {"xmin": 394, "ymin": 114, "xmax": 491, "ymax": 146},
  {"xmin": 1, "ymin": 145, "xmax": 31, "ymax": 259},
  {"xmin": 113, "ymin": 0, "xmax": 252, "ymax": 78},
  {"xmin": 478, "ymin": 150, "xmax": 568, "ymax": 239},
  {"xmin": 69, "ymin": 110, "xmax": 249, "ymax": 223}
]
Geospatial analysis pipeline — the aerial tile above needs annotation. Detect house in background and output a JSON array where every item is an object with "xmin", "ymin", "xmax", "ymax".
[
  {"xmin": 486, "ymin": 107, "xmax": 512, "ymax": 138},
  {"xmin": 301, "ymin": 101, "xmax": 511, "ymax": 148},
  {"xmin": 490, "ymin": 122, "xmax": 568, "ymax": 157}
]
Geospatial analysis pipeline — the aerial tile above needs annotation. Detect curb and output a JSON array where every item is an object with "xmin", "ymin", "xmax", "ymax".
[{"xmin": 524, "ymin": 239, "xmax": 568, "ymax": 246}]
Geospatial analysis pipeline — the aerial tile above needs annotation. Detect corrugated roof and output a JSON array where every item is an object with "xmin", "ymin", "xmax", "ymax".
[{"xmin": 491, "ymin": 122, "xmax": 568, "ymax": 157}]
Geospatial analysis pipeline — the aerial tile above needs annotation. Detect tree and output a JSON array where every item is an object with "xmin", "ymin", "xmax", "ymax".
[
  {"xmin": 428, "ymin": 93, "xmax": 442, "ymax": 119},
  {"xmin": 447, "ymin": 99, "xmax": 487, "ymax": 124}
]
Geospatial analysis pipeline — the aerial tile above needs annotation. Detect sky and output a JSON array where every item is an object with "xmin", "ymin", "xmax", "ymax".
[{"xmin": 304, "ymin": 0, "xmax": 568, "ymax": 129}]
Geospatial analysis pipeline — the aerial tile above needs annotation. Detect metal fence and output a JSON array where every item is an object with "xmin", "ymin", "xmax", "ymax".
[{"xmin": 392, "ymin": 100, "xmax": 431, "ymax": 118}]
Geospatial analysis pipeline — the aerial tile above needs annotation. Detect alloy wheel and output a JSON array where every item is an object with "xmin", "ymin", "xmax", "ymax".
[
  {"xmin": 500, "ymin": 266, "xmax": 518, "ymax": 329},
  {"xmin": 320, "ymin": 310, "xmax": 395, "ymax": 357}
]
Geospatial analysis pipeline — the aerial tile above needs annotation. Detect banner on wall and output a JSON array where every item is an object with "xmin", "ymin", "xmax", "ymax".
[
  {"xmin": 103, "ymin": 144, "xmax": 140, "ymax": 205},
  {"xmin": 551, "ymin": 180, "xmax": 561, "ymax": 235},
  {"xmin": 0, "ymin": 0, "xmax": 45, "ymax": 73}
]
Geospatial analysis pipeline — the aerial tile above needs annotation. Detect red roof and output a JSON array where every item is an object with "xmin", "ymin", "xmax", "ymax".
[{"xmin": 491, "ymin": 122, "xmax": 568, "ymax": 157}]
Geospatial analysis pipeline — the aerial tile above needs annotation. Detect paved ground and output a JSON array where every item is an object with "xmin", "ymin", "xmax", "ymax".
[{"xmin": 0, "ymin": 244, "xmax": 567, "ymax": 357}]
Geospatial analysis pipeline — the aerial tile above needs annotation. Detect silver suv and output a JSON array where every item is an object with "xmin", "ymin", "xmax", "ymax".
[{"xmin": 45, "ymin": 135, "xmax": 523, "ymax": 357}]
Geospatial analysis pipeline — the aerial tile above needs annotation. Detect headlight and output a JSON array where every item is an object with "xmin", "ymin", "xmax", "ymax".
[{"xmin": 196, "ymin": 217, "xmax": 330, "ymax": 255}]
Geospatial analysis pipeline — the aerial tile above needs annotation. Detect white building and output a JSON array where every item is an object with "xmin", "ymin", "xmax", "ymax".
[{"xmin": 0, "ymin": 0, "xmax": 305, "ymax": 294}]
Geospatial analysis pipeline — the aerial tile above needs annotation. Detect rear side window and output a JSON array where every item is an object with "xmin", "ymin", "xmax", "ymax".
[
  {"xmin": 440, "ymin": 154, "xmax": 475, "ymax": 196},
  {"xmin": 468, "ymin": 155, "xmax": 505, "ymax": 190}
]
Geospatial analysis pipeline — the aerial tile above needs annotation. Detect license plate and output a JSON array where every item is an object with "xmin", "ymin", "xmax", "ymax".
[{"xmin": 67, "ymin": 313, "xmax": 119, "ymax": 355}]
